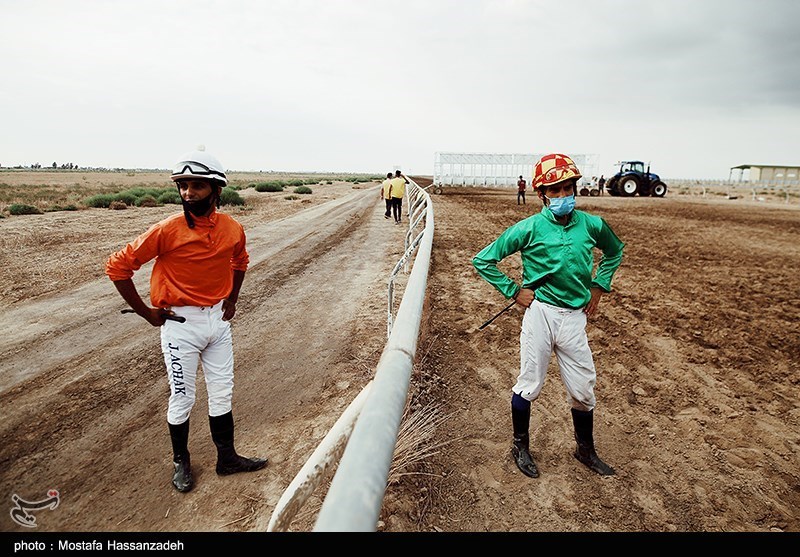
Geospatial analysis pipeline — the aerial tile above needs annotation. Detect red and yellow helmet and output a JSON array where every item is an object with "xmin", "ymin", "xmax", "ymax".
[{"xmin": 532, "ymin": 153, "xmax": 582, "ymax": 190}]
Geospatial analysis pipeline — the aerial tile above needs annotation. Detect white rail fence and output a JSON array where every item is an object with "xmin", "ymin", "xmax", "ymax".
[
  {"xmin": 666, "ymin": 178, "xmax": 800, "ymax": 203},
  {"xmin": 432, "ymin": 152, "xmax": 599, "ymax": 191},
  {"xmin": 266, "ymin": 178, "xmax": 434, "ymax": 532}
]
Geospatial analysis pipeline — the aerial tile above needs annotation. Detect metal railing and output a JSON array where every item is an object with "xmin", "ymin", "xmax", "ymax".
[
  {"xmin": 666, "ymin": 178, "xmax": 800, "ymax": 203},
  {"xmin": 266, "ymin": 178, "xmax": 434, "ymax": 532},
  {"xmin": 387, "ymin": 181, "xmax": 431, "ymax": 337}
]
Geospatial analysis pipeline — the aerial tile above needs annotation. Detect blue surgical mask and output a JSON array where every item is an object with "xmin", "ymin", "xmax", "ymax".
[{"xmin": 547, "ymin": 194, "xmax": 575, "ymax": 217}]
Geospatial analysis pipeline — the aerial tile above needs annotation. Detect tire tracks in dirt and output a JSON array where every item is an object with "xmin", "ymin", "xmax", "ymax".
[{"xmin": 0, "ymin": 185, "xmax": 405, "ymax": 531}]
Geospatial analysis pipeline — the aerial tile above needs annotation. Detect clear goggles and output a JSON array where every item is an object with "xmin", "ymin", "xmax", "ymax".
[{"xmin": 171, "ymin": 161, "xmax": 226, "ymax": 181}]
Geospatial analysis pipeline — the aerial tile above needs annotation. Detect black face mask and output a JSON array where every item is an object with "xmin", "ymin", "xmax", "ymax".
[
  {"xmin": 177, "ymin": 184, "xmax": 219, "ymax": 217},
  {"xmin": 181, "ymin": 193, "xmax": 215, "ymax": 216}
]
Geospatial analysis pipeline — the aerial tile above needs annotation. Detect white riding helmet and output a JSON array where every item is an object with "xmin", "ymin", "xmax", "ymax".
[{"xmin": 170, "ymin": 145, "xmax": 227, "ymax": 185}]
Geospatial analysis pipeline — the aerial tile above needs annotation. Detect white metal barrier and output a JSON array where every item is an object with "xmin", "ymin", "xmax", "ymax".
[
  {"xmin": 266, "ymin": 382, "xmax": 372, "ymax": 532},
  {"xmin": 266, "ymin": 178, "xmax": 434, "ymax": 532},
  {"xmin": 667, "ymin": 178, "xmax": 800, "ymax": 203},
  {"xmin": 387, "ymin": 181, "xmax": 430, "ymax": 337},
  {"xmin": 433, "ymin": 152, "xmax": 599, "ymax": 190}
]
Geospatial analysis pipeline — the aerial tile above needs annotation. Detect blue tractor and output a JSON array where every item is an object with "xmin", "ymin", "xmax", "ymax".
[{"xmin": 606, "ymin": 160, "xmax": 668, "ymax": 197}]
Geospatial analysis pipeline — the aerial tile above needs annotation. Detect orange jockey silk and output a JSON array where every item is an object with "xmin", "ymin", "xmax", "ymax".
[{"xmin": 105, "ymin": 210, "xmax": 249, "ymax": 308}]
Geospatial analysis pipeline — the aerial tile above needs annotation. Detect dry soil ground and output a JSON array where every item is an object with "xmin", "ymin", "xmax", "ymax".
[{"xmin": 1, "ymin": 175, "xmax": 798, "ymax": 537}]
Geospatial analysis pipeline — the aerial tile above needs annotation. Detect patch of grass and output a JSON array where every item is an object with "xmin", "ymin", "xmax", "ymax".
[
  {"xmin": 220, "ymin": 186, "xmax": 245, "ymax": 206},
  {"xmin": 135, "ymin": 195, "xmax": 159, "ymax": 207},
  {"xmin": 112, "ymin": 192, "xmax": 137, "ymax": 206},
  {"xmin": 9, "ymin": 204, "xmax": 43, "ymax": 215},
  {"xmin": 255, "ymin": 182, "xmax": 285, "ymax": 192},
  {"xmin": 0, "ymin": 171, "xmax": 381, "ymax": 213},
  {"xmin": 157, "ymin": 190, "xmax": 181, "ymax": 204},
  {"xmin": 84, "ymin": 187, "xmax": 177, "ymax": 208},
  {"xmin": 83, "ymin": 193, "xmax": 116, "ymax": 208},
  {"xmin": 126, "ymin": 187, "xmax": 167, "ymax": 198},
  {"xmin": 284, "ymin": 195, "xmax": 300, "ymax": 200},
  {"xmin": 293, "ymin": 186, "xmax": 313, "ymax": 195},
  {"xmin": 388, "ymin": 402, "xmax": 456, "ymax": 485},
  {"xmin": 44, "ymin": 204, "xmax": 78, "ymax": 212}
]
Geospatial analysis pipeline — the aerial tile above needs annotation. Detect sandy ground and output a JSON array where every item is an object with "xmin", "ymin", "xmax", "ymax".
[{"xmin": 1, "ymin": 177, "xmax": 798, "ymax": 534}]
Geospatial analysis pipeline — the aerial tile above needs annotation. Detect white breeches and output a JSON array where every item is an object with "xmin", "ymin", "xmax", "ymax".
[
  {"xmin": 160, "ymin": 301, "xmax": 234, "ymax": 425},
  {"xmin": 514, "ymin": 299, "xmax": 597, "ymax": 411}
]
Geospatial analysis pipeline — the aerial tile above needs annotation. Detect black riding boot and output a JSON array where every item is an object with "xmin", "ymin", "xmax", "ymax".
[
  {"xmin": 511, "ymin": 397, "xmax": 539, "ymax": 478},
  {"xmin": 168, "ymin": 419, "xmax": 194, "ymax": 492},
  {"xmin": 571, "ymin": 408, "xmax": 615, "ymax": 476},
  {"xmin": 209, "ymin": 411, "xmax": 268, "ymax": 476}
]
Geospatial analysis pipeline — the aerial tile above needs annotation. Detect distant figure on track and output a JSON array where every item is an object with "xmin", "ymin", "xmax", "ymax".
[
  {"xmin": 390, "ymin": 170, "xmax": 408, "ymax": 225},
  {"xmin": 517, "ymin": 175, "xmax": 527, "ymax": 205},
  {"xmin": 380, "ymin": 172, "xmax": 393, "ymax": 219}
]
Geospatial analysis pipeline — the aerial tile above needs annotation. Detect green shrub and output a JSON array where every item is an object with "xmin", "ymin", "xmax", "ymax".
[
  {"xmin": 44, "ymin": 204, "xmax": 78, "ymax": 212},
  {"xmin": 83, "ymin": 193, "xmax": 116, "ymax": 208},
  {"xmin": 157, "ymin": 190, "xmax": 181, "ymax": 204},
  {"xmin": 293, "ymin": 186, "xmax": 313, "ymax": 195},
  {"xmin": 220, "ymin": 186, "xmax": 245, "ymax": 206},
  {"xmin": 9, "ymin": 203, "xmax": 43, "ymax": 215},
  {"xmin": 284, "ymin": 195, "xmax": 300, "ymax": 200},
  {"xmin": 136, "ymin": 195, "xmax": 159, "ymax": 207},
  {"xmin": 112, "ymin": 192, "xmax": 137, "ymax": 206},
  {"xmin": 126, "ymin": 187, "xmax": 166, "ymax": 198},
  {"xmin": 255, "ymin": 182, "xmax": 284, "ymax": 192}
]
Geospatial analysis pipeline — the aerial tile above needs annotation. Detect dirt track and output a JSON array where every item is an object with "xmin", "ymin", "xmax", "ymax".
[{"xmin": 1, "ymin": 179, "xmax": 799, "ymax": 533}]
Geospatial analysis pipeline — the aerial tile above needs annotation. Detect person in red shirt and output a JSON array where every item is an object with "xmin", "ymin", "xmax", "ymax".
[
  {"xmin": 105, "ymin": 147, "xmax": 267, "ymax": 493},
  {"xmin": 517, "ymin": 175, "xmax": 527, "ymax": 205}
]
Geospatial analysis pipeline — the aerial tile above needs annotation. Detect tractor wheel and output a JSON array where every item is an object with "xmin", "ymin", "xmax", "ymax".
[
  {"xmin": 434, "ymin": 185, "xmax": 443, "ymax": 195},
  {"xmin": 590, "ymin": 189, "xmax": 600, "ymax": 197},
  {"xmin": 619, "ymin": 176, "xmax": 640, "ymax": 197},
  {"xmin": 651, "ymin": 181, "xmax": 667, "ymax": 197},
  {"xmin": 579, "ymin": 187, "xmax": 590, "ymax": 196}
]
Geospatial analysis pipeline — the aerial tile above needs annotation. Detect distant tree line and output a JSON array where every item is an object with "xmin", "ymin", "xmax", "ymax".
[{"xmin": 0, "ymin": 162, "xmax": 81, "ymax": 169}]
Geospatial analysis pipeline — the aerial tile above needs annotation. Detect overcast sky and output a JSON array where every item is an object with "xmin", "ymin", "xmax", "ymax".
[{"xmin": 2, "ymin": 0, "xmax": 799, "ymax": 179}]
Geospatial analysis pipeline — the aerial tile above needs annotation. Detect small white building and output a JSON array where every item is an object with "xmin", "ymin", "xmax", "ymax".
[{"xmin": 729, "ymin": 164, "xmax": 800, "ymax": 183}]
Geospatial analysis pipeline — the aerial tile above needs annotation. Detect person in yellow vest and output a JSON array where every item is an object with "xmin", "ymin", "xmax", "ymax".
[
  {"xmin": 380, "ymin": 172, "xmax": 393, "ymax": 219},
  {"xmin": 389, "ymin": 170, "xmax": 408, "ymax": 225}
]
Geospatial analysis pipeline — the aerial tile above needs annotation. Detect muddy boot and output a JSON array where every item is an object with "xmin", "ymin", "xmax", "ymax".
[
  {"xmin": 209, "ymin": 411, "xmax": 268, "ymax": 476},
  {"xmin": 571, "ymin": 408, "xmax": 615, "ymax": 476},
  {"xmin": 168, "ymin": 419, "xmax": 194, "ymax": 492},
  {"xmin": 512, "ymin": 433, "xmax": 540, "ymax": 478},
  {"xmin": 511, "ymin": 394, "xmax": 539, "ymax": 478}
]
